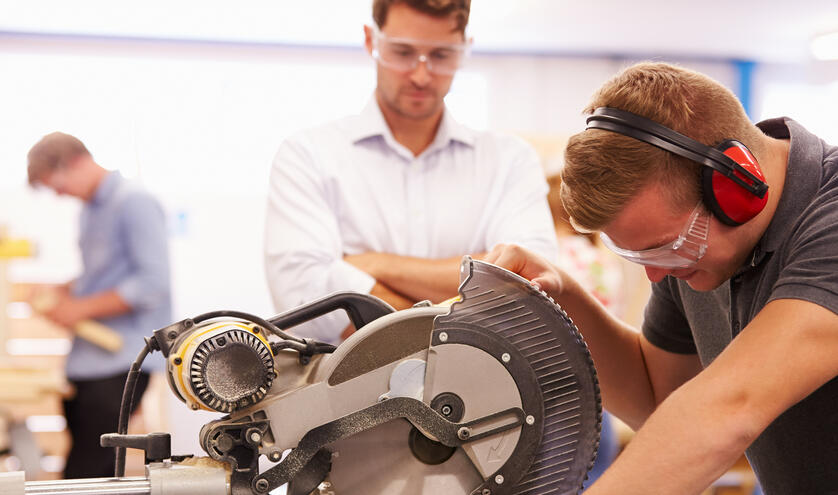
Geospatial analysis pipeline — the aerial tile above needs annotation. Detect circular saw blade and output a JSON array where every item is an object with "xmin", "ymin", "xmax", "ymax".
[
  {"xmin": 314, "ymin": 258, "xmax": 600, "ymax": 495},
  {"xmin": 430, "ymin": 259, "xmax": 602, "ymax": 494},
  {"xmin": 327, "ymin": 418, "xmax": 483, "ymax": 494}
]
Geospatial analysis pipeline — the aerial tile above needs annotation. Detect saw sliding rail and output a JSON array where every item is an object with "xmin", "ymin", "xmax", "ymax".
[
  {"xmin": 0, "ymin": 462, "xmax": 231, "ymax": 495},
  {"xmin": 16, "ymin": 476, "xmax": 152, "ymax": 495}
]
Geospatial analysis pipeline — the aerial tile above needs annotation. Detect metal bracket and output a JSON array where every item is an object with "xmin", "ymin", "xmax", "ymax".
[{"xmin": 253, "ymin": 397, "xmax": 523, "ymax": 493}]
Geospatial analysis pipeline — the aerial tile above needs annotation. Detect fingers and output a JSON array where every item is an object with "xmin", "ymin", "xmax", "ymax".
[
  {"xmin": 489, "ymin": 246, "xmax": 529, "ymax": 276},
  {"xmin": 485, "ymin": 244, "xmax": 563, "ymax": 296}
]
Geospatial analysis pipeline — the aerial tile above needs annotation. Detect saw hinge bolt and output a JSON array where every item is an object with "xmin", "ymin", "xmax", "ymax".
[
  {"xmin": 247, "ymin": 428, "xmax": 262, "ymax": 445},
  {"xmin": 525, "ymin": 415, "xmax": 535, "ymax": 425},
  {"xmin": 482, "ymin": 490, "xmax": 491, "ymax": 495},
  {"xmin": 439, "ymin": 332, "xmax": 448, "ymax": 343},
  {"xmin": 495, "ymin": 474, "xmax": 505, "ymax": 485},
  {"xmin": 457, "ymin": 427, "xmax": 470, "ymax": 440},
  {"xmin": 501, "ymin": 353, "xmax": 510, "ymax": 363}
]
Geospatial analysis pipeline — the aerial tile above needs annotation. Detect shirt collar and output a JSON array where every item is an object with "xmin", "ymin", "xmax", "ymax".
[
  {"xmin": 349, "ymin": 95, "xmax": 476, "ymax": 153},
  {"xmin": 90, "ymin": 170, "xmax": 122, "ymax": 206},
  {"xmin": 747, "ymin": 117, "xmax": 823, "ymax": 268}
]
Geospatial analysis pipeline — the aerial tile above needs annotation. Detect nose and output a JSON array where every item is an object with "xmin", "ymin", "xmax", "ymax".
[
  {"xmin": 409, "ymin": 57, "xmax": 432, "ymax": 87},
  {"xmin": 644, "ymin": 266, "xmax": 672, "ymax": 283}
]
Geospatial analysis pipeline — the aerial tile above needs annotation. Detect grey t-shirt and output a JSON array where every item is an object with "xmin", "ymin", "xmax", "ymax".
[{"xmin": 643, "ymin": 118, "xmax": 838, "ymax": 493}]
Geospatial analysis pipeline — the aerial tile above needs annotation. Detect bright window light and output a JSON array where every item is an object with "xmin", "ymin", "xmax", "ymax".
[
  {"xmin": 6, "ymin": 302, "xmax": 33, "ymax": 319},
  {"xmin": 40, "ymin": 455, "xmax": 66, "ymax": 473},
  {"xmin": 25, "ymin": 415, "xmax": 67, "ymax": 433},
  {"xmin": 6, "ymin": 338, "xmax": 71, "ymax": 356},
  {"xmin": 811, "ymin": 32, "xmax": 838, "ymax": 60},
  {"xmin": 760, "ymin": 82, "xmax": 838, "ymax": 145}
]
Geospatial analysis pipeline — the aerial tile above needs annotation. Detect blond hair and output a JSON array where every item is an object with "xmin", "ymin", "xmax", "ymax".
[
  {"xmin": 562, "ymin": 62, "xmax": 766, "ymax": 231},
  {"xmin": 373, "ymin": 0, "xmax": 470, "ymax": 33},
  {"xmin": 27, "ymin": 132, "xmax": 91, "ymax": 185}
]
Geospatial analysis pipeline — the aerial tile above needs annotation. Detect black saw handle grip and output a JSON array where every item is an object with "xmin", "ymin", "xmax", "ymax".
[{"xmin": 268, "ymin": 291, "xmax": 395, "ymax": 331}]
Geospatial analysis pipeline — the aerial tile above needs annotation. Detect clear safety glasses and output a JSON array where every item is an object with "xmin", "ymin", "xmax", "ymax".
[
  {"xmin": 371, "ymin": 26, "xmax": 471, "ymax": 76},
  {"xmin": 600, "ymin": 202, "xmax": 711, "ymax": 269}
]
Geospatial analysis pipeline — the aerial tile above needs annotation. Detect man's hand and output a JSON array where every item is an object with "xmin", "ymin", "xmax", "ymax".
[
  {"xmin": 484, "ymin": 244, "xmax": 565, "ymax": 297},
  {"xmin": 43, "ymin": 293, "xmax": 89, "ymax": 329}
]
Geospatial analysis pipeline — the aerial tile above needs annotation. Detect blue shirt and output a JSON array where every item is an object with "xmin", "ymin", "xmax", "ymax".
[{"xmin": 67, "ymin": 171, "xmax": 171, "ymax": 379}]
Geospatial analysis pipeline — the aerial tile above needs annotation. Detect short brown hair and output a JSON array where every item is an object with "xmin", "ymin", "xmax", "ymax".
[
  {"xmin": 27, "ymin": 132, "xmax": 91, "ymax": 185},
  {"xmin": 373, "ymin": 0, "xmax": 470, "ymax": 33},
  {"xmin": 561, "ymin": 62, "xmax": 766, "ymax": 231}
]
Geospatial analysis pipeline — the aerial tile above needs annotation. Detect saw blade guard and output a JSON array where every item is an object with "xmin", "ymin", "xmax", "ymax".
[{"xmin": 300, "ymin": 257, "xmax": 602, "ymax": 495}]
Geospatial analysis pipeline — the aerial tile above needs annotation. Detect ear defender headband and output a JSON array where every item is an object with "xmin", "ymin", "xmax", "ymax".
[{"xmin": 585, "ymin": 107, "xmax": 769, "ymax": 226}]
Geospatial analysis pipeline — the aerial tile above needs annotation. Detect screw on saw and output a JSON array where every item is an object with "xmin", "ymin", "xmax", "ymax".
[
  {"xmin": 254, "ymin": 478, "xmax": 270, "ymax": 493},
  {"xmin": 441, "ymin": 405, "xmax": 453, "ymax": 416},
  {"xmin": 457, "ymin": 427, "xmax": 470, "ymax": 440},
  {"xmin": 246, "ymin": 428, "xmax": 262, "ymax": 445}
]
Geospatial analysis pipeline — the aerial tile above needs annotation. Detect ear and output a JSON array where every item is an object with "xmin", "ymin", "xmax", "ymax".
[{"xmin": 363, "ymin": 25, "xmax": 374, "ymax": 56}]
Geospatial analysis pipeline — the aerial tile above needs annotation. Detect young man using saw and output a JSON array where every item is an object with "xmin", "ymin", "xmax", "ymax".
[{"xmin": 487, "ymin": 62, "xmax": 838, "ymax": 493}]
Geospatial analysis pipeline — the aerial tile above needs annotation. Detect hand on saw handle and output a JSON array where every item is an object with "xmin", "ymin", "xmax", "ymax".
[{"xmin": 484, "ymin": 244, "xmax": 566, "ymax": 297}]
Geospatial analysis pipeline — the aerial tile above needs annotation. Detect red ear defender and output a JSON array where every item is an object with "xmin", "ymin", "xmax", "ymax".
[
  {"xmin": 701, "ymin": 140, "xmax": 768, "ymax": 226},
  {"xmin": 586, "ymin": 108, "xmax": 770, "ymax": 227}
]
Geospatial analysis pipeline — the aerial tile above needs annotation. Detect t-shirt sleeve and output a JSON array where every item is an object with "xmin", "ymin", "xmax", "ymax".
[
  {"xmin": 642, "ymin": 279, "xmax": 698, "ymax": 354},
  {"xmin": 768, "ymin": 192, "xmax": 838, "ymax": 315}
]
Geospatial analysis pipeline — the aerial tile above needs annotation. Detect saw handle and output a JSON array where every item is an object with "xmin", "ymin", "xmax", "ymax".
[{"xmin": 268, "ymin": 291, "xmax": 395, "ymax": 332}]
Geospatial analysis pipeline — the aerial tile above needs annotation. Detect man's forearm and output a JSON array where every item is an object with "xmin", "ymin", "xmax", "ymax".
[
  {"xmin": 554, "ymin": 276, "xmax": 658, "ymax": 428},
  {"xmin": 586, "ymin": 374, "xmax": 756, "ymax": 494},
  {"xmin": 341, "ymin": 282, "xmax": 415, "ymax": 340},
  {"xmin": 345, "ymin": 252, "xmax": 482, "ymax": 303},
  {"xmin": 78, "ymin": 290, "xmax": 133, "ymax": 320}
]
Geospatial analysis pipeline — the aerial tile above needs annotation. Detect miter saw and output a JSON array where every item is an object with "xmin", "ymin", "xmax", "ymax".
[{"xmin": 1, "ymin": 258, "xmax": 601, "ymax": 495}]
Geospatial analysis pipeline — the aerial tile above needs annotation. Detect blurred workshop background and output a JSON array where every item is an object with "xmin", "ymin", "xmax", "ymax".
[{"xmin": 1, "ymin": 1, "xmax": 838, "ymax": 493}]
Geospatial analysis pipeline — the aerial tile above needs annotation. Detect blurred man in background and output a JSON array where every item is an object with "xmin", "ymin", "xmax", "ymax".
[
  {"xmin": 27, "ymin": 132, "xmax": 171, "ymax": 478},
  {"xmin": 265, "ymin": 0, "xmax": 558, "ymax": 342}
]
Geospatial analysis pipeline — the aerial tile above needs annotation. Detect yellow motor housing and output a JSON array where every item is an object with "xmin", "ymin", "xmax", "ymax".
[{"xmin": 167, "ymin": 321, "xmax": 275, "ymax": 413}]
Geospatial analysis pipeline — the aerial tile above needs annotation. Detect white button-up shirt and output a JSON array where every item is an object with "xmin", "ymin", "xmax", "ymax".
[{"xmin": 265, "ymin": 98, "xmax": 558, "ymax": 342}]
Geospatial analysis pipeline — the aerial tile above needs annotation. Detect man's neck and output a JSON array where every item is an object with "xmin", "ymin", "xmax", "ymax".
[
  {"xmin": 82, "ymin": 165, "xmax": 109, "ymax": 203},
  {"xmin": 733, "ymin": 137, "xmax": 790, "ymax": 262},
  {"xmin": 376, "ymin": 95, "xmax": 444, "ymax": 157}
]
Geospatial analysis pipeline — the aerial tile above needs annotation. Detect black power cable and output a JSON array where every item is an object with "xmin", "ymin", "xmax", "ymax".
[{"xmin": 114, "ymin": 337, "xmax": 154, "ymax": 477}]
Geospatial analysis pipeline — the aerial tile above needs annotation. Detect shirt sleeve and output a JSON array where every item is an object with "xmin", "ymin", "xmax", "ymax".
[
  {"xmin": 642, "ymin": 279, "xmax": 698, "ymax": 354},
  {"xmin": 483, "ymin": 138, "xmax": 560, "ymax": 262},
  {"xmin": 264, "ymin": 134, "xmax": 376, "ymax": 344},
  {"xmin": 115, "ymin": 192, "xmax": 171, "ymax": 310},
  {"xmin": 768, "ymin": 193, "xmax": 838, "ymax": 316}
]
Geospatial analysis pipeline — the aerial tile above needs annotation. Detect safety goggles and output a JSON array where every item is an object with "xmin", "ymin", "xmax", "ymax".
[
  {"xmin": 599, "ymin": 202, "xmax": 711, "ymax": 269},
  {"xmin": 371, "ymin": 25, "xmax": 471, "ymax": 76}
]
